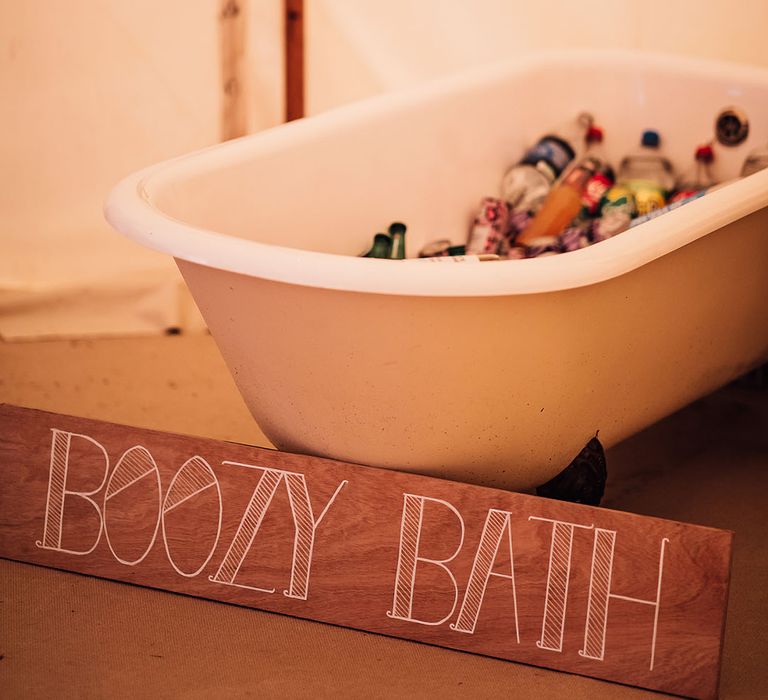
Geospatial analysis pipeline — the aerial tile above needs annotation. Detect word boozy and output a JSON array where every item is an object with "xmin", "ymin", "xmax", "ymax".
[{"xmin": 37, "ymin": 428, "xmax": 668, "ymax": 669}]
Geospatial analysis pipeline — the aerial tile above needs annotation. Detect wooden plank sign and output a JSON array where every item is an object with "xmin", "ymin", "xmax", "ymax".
[{"xmin": 0, "ymin": 404, "xmax": 732, "ymax": 698}]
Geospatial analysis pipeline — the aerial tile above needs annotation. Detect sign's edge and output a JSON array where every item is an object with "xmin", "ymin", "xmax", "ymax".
[{"xmin": 0, "ymin": 553, "xmax": 713, "ymax": 698}]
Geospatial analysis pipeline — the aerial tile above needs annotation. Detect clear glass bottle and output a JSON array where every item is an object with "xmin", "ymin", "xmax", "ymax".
[{"xmin": 617, "ymin": 129, "xmax": 675, "ymax": 216}]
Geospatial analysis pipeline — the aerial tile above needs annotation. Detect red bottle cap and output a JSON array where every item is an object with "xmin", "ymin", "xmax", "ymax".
[
  {"xmin": 695, "ymin": 144, "xmax": 715, "ymax": 163},
  {"xmin": 586, "ymin": 125, "xmax": 604, "ymax": 144}
]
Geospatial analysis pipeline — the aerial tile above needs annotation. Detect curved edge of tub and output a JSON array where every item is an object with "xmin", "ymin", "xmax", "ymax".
[{"xmin": 104, "ymin": 50, "xmax": 768, "ymax": 298}]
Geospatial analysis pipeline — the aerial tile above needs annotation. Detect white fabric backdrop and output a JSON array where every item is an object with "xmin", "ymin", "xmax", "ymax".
[
  {"xmin": 2, "ymin": 0, "xmax": 767, "ymax": 339},
  {"xmin": 0, "ymin": 0, "xmax": 283, "ymax": 340}
]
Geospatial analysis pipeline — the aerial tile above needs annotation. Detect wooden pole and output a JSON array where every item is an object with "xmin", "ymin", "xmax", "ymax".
[
  {"xmin": 220, "ymin": 0, "xmax": 248, "ymax": 141},
  {"xmin": 284, "ymin": 0, "xmax": 304, "ymax": 121}
]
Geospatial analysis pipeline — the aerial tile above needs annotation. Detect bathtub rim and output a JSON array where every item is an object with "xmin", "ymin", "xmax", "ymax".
[{"xmin": 104, "ymin": 48, "xmax": 768, "ymax": 298}]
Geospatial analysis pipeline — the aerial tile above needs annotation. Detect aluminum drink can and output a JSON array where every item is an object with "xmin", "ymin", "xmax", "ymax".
[
  {"xmin": 581, "ymin": 165, "xmax": 615, "ymax": 217},
  {"xmin": 669, "ymin": 187, "xmax": 703, "ymax": 204},
  {"xmin": 419, "ymin": 239, "xmax": 467, "ymax": 257},
  {"xmin": 559, "ymin": 224, "xmax": 592, "ymax": 252},
  {"xmin": 623, "ymin": 179, "xmax": 666, "ymax": 216},
  {"xmin": 502, "ymin": 210, "xmax": 533, "ymax": 252},
  {"xmin": 629, "ymin": 188, "xmax": 707, "ymax": 228},
  {"xmin": 466, "ymin": 197, "xmax": 510, "ymax": 254},
  {"xmin": 592, "ymin": 185, "xmax": 636, "ymax": 241},
  {"xmin": 523, "ymin": 235, "xmax": 562, "ymax": 258}
]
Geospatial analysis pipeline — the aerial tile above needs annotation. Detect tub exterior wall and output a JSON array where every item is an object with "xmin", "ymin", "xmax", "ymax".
[{"xmin": 176, "ymin": 207, "xmax": 768, "ymax": 491}]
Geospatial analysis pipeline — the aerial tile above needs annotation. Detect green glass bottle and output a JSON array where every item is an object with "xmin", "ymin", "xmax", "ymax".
[
  {"xmin": 388, "ymin": 222, "xmax": 407, "ymax": 259},
  {"xmin": 362, "ymin": 233, "xmax": 392, "ymax": 258}
]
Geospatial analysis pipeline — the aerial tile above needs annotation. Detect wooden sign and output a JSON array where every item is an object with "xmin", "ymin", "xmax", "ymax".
[{"xmin": 0, "ymin": 404, "xmax": 732, "ymax": 698}]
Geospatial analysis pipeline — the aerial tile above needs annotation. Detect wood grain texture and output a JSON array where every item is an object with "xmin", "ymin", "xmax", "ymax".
[
  {"xmin": 0, "ymin": 404, "xmax": 732, "ymax": 699},
  {"xmin": 220, "ymin": 0, "xmax": 248, "ymax": 140}
]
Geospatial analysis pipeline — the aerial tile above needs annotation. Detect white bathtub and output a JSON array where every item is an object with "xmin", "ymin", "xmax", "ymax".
[{"xmin": 106, "ymin": 50, "xmax": 768, "ymax": 491}]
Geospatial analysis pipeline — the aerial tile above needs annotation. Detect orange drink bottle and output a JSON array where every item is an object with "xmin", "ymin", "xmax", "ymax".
[{"xmin": 515, "ymin": 156, "xmax": 599, "ymax": 246}]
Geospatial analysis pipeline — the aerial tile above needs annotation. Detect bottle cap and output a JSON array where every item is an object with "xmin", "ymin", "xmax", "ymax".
[
  {"xmin": 586, "ymin": 125, "xmax": 604, "ymax": 144},
  {"xmin": 388, "ymin": 222, "xmax": 407, "ymax": 236},
  {"xmin": 695, "ymin": 144, "xmax": 715, "ymax": 164},
  {"xmin": 641, "ymin": 130, "xmax": 661, "ymax": 148}
]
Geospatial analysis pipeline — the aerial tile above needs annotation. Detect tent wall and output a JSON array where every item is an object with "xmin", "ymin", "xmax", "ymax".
[
  {"xmin": 307, "ymin": 1, "xmax": 768, "ymax": 112},
  {"xmin": 0, "ymin": 0, "xmax": 283, "ymax": 340},
  {"xmin": 2, "ymin": 0, "xmax": 766, "ymax": 339}
]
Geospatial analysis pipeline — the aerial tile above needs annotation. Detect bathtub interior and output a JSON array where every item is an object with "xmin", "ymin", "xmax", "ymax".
[{"xmin": 148, "ymin": 53, "xmax": 768, "ymax": 261}]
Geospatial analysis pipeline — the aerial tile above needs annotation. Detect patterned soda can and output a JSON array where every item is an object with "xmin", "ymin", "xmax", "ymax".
[
  {"xmin": 523, "ymin": 235, "xmax": 562, "ymax": 258},
  {"xmin": 629, "ymin": 188, "xmax": 708, "ymax": 228},
  {"xmin": 502, "ymin": 209, "xmax": 533, "ymax": 253},
  {"xmin": 592, "ymin": 185, "xmax": 636, "ymax": 241},
  {"xmin": 581, "ymin": 165, "xmax": 615, "ymax": 217},
  {"xmin": 624, "ymin": 180, "xmax": 666, "ymax": 216},
  {"xmin": 559, "ymin": 224, "xmax": 592, "ymax": 252},
  {"xmin": 466, "ymin": 197, "xmax": 511, "ymax": 255},
  {"xmin": 669, "ymin": 187, "xmax": 702, "ymax": 204}
]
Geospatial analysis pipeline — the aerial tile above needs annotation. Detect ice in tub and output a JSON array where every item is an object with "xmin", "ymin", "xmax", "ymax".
[{"xmin": 106, "ymin": 50, "xmax": 768, "ymax": 491}]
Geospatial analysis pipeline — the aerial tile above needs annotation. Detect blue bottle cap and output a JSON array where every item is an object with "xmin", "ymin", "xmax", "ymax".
[{"xmin": 641, "ymin": 129, "xmax": 660, "ymax": 148}]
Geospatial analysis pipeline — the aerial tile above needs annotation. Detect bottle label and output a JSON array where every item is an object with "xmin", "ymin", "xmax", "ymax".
[
  {"xmin": 624, "ymin": 179, "xmax": 666, "ymax": 216},
  {"xmin": 669, "ymin": 187, "xmax": 702, "ymax": 204},
  {"xmin": 581, "ymin": 170, "xmax": 614, "ymax": 216},
  {"xmin": 601, "ymin": 186, "xmax": 636, "ymax": 217},
  {"xmin": 630, "ymin": 189, "xmax": 708, "ymax": 228},
  {"xmin": 521, "ymin": 136, "xmax": 575, "ymax": 178},
  {"xmin": 562, "ymin": 160, "xmax": 597, "ymax": 190}
]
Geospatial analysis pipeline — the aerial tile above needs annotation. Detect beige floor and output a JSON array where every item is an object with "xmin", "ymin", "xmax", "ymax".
[{"xmin": 1, "ymin": 334, "xmax": 766, "ymax": 699}]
